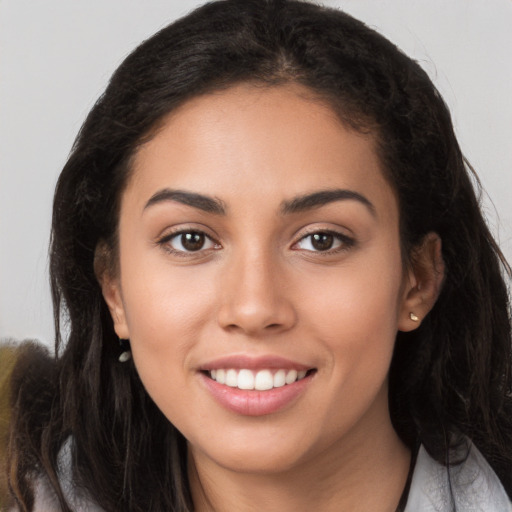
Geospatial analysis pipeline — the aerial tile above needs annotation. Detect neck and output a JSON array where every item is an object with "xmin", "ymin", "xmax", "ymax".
[{"xmin": 188, "ymin": 389, "xmax": 411, "ymax": 512}]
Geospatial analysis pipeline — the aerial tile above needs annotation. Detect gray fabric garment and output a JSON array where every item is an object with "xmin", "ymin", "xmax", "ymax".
[
  {"xmin": 19, "ymin": 439, "xmax": 512, "ymax": 511},
  {"xmin": 405, "ymin": 443, "xmax": 511, "ymax": 512},
  {"xmin": 18, "ymin": 440, "xmax": 104, "ymax": 512}
]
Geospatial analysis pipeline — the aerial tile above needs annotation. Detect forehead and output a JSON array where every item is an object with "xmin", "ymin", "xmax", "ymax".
[{"xmin": 127, "ymin": 83, "xmax": 396, "ymax": 217}]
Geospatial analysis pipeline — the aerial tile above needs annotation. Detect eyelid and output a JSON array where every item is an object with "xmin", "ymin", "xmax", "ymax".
[
  {"xmin": 156, "ymin": 225, "xmax": 221, "ymax": 255},
  {"xmin": 291, "ymin": 227, "xmax": 356, "ymax": 253},
  {"xmin": 154, "ymin": 224, "xmax": 355, "ymax": 256},
  {"xmin": 155, "ymin": 222, "xmax": 218, "ymax": 242}
]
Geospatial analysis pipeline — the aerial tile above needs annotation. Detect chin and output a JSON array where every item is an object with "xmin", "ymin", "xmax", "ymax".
[
  {"xmin": 187, "ymin": 419, "xmax": 328, "ymax": 476},
  {"xmin": 199, "ymin": 444, "xmax": 308, "ymax": 475}
]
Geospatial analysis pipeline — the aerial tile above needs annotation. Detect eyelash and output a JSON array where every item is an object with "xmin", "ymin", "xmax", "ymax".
[
  {"xmin": 292, "ymin": 229, "xmax": 355, "ymax": 254},
  {"xmin": 156, "ymin": 229, "xmax": 221, "ymax": 257},
  {"xmin": 156, "ymin": 228, "xmax": 355, "ymax": 256}
]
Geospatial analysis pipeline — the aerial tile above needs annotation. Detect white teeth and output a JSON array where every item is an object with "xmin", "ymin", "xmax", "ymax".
[
  {"xmin": 226, "ymin": 369, "xmax": 238, "ymax": 387},
  {"xmin": 254, "ymin": 370, "xmax": 273, "ymax": 391},
  {"xmin": 208, "ymin": 368, "xmax": 310, "ymax": 390},
  {"xmin": 285, "ymin": 369, "xmax": 298, "ymax": 385},
  {"xmin": 273, "ymin": 369, "xmax": 286, "ymax": 388},
  {"xmin": 238, "ymin": 369, "xmax": 255, "ymax": 390},
  {"xmin": 216, "ymin": 369, "xmax": 225, "ymax": 384}
]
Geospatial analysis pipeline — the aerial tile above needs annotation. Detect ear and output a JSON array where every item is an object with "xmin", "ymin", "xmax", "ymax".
[
  {"xmin": 398, "ymin": 232, "xmax": 445, "ymax": 332},
  {"xmin": 94, "ymin": 242, "xmax": 130, "ymax": 339}
]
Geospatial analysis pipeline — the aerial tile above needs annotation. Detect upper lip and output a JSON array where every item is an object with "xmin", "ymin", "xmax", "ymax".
[{"xmin": 199, "ymin": 354, "xmax": 313, "ymax": 372}]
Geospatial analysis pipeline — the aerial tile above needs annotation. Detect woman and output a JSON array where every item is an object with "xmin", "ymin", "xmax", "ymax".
[{"xmin": 6, "ymin": 0, "xmax": 512, "ymax": 510}]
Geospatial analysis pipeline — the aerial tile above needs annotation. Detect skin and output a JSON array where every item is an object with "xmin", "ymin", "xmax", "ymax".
[{"xmin": 101, "ymin": 83, "xmax": 444, "ymax": 511}]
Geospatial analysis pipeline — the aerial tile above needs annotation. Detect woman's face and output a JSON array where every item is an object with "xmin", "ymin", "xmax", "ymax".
[{"xmin": 103, "ymin": 83, "xmax": 424, "ymax": 474}]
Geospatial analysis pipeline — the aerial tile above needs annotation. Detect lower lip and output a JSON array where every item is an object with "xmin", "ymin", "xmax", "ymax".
[{"xmin": 200, "ymin": 372, "xmax": 313, "ymax": 416}]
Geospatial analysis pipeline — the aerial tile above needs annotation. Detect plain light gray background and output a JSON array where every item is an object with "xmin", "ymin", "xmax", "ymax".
[{"xmin": 1, "ymin": 0, "xmax": 511, "ymax": 348}]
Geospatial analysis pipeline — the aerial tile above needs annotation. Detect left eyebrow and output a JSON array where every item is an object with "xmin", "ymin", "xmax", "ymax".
[
  {"xmin": 143, "ymin": 188, "xmax": 226, "ymax": 215},
  {"xmin": 280, "ymin": 189, "xmax": 376, "ymax": 217}
]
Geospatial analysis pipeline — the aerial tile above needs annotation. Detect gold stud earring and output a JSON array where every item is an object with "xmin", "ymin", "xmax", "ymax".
[{"xmin": 409, "ymin": 312, "xmax": 419, "ymax": 322}]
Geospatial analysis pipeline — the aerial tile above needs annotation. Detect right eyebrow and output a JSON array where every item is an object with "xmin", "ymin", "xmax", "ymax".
[{"xmin": 143, "ymin": 188, "xmax": 227, "ymax": 215}]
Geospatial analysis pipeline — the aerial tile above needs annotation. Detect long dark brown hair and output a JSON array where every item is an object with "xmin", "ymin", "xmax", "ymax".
[{"xmin": 8, "ymin": 1, "xmax": 512, "ymax": 510}]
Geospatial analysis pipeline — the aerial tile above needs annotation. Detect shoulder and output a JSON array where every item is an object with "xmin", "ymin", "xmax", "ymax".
[
  {"xmin": 8, "ymin": 438, "xmax": 105, "ymax": 512},
  {"xmin": 405, "ymin": 440, "xmax": 512, "ymax": 512},
  {"xmin": 37, "ymin": 438, "xmax": 105, "ymax": 512}
]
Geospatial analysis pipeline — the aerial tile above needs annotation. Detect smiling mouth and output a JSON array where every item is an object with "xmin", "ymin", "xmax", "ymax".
[{"xmin": 204, "ymin": 368, "xmax": 316, "ymax": 391}]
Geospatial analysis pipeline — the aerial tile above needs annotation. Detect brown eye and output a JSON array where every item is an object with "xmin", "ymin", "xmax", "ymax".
[
  {"xmin": 181, "ymin": 232, "xmax": 205, "ymax": 251},
  {"xmin": 163, "ymin": 230, "xmax": 218, "ymax": 253},
  {"xmin": 311, "ymin": 233, "xmax": 334, "ymax": 251},
  {"xmin": 294, "ymin": 230, "xmax": 354, "ymax": 253}
]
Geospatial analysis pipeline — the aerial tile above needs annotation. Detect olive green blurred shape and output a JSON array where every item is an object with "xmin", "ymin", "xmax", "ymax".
[{"xmin": 0, "ymin": 344, "xmax": 20, "ymax": 511}]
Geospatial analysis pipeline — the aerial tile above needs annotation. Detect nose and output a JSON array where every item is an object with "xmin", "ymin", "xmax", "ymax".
[{"xmin": 217, "ymin": 250, "xmax": 297, "ymax": 336}]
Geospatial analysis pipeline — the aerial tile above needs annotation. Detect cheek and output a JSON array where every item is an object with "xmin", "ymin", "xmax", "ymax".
[
  {"xmin": 297, "ymin": 258, "xmax": 403, "ymax": 432},
  {"xmin": 300, "ymin": 252, "xmax": 404, "ymax": 371},
  {"xmin": 304, "ymin": 255, "xmax": 403, "ymax": 325},
  {"xmin": 121, "ymin": 249, "xmax": 215, "ymax": 338},
  {"xmin": 119, "ymin": 269, "xmax": 216, "ymax": 425},
  {"xmin": 117, "ymin": 247, "xmax": 219, "ymax": 395}
]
